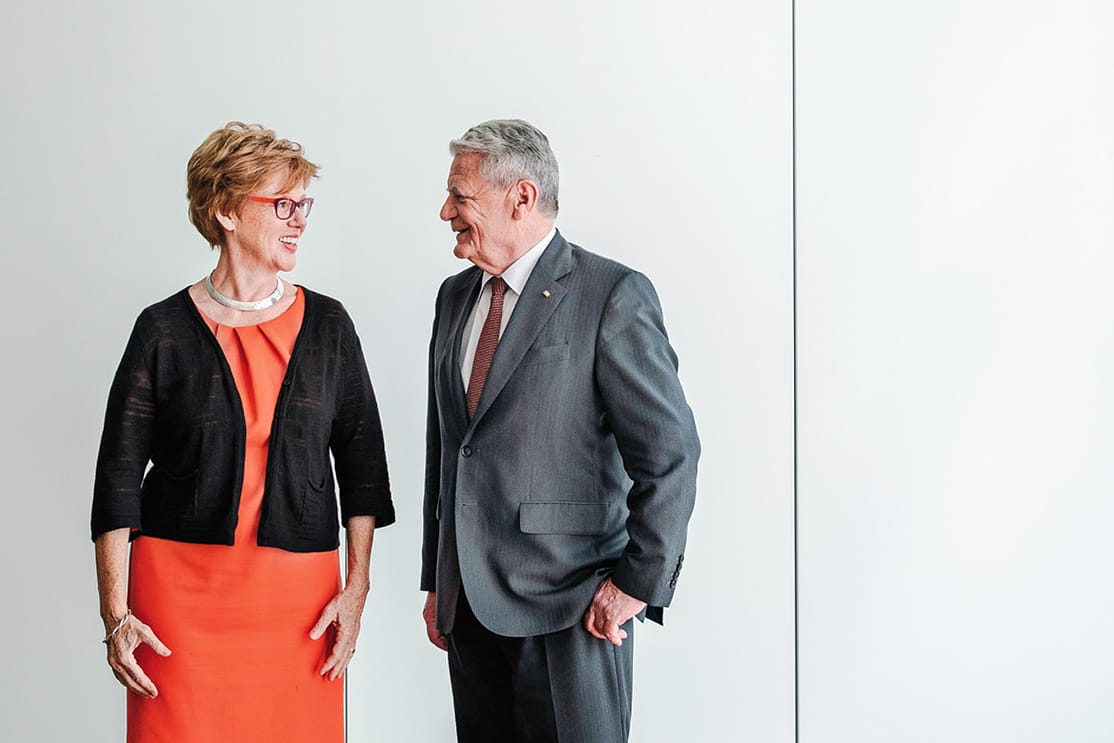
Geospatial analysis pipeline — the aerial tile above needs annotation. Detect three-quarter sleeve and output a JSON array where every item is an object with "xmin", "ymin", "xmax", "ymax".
[
  {"xmin": 330, "ymin": 310, "xmax": 395, "ymax": 529},
  {"xmin": 91, "ymin": 314, "xmax": 157, "ymax": 540}
]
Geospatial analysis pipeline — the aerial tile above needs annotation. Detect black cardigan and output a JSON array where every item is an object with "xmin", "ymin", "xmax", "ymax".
[{"xmin": 91, "ymin": 287, "xmax": 394, "ymax": 552}]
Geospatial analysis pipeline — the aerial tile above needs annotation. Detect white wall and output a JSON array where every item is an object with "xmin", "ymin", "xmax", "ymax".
[
  {"xmin": 797, "ymin": 2, "xmax": 1114, "ymax": 741},
  {"xmin": 0, "ymin": 2, "xmax": 793, "ymax": 741}
]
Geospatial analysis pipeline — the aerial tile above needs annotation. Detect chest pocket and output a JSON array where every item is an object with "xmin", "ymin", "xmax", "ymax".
[{"xmin": 520, "ymin": 342, "xmax": 570, "ymax": 367}]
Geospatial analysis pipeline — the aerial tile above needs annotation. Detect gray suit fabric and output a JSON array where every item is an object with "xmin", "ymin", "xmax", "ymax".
[
  {"xmin": 421, "ymin": 231, "xmax": 700, "ymax": 639},
  {"xmin": 448, "ymin": 590, "xmax": 635, "ymax": 743}
]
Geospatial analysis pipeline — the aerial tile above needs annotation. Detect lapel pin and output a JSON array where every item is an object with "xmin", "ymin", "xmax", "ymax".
[{"xmin": 543, "ymin": 290, "xmax": 551, "ymax": 298}]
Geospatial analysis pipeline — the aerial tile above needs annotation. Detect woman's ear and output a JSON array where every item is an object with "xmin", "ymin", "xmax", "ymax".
[{"xmin": 215, "ymin": 209, "xmax": 238, "ymax": 232}]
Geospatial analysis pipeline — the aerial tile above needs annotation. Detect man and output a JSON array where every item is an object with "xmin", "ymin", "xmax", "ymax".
[{"xmin": 421, "ymin": 119, "xmax": 700, "ymax": 743}]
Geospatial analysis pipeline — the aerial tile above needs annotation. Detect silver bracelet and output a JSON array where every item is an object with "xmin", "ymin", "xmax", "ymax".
[{"xmin": 102, "ymin": 610, "xmax": 132, "ymax": 644}]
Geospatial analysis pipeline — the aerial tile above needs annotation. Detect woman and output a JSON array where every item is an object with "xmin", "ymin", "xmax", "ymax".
[{"xmin": 91, "ymin": 122, "xmax": 394, "ymax": 742}]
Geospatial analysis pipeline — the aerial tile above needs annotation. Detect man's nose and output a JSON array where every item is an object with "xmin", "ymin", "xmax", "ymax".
[{"xmin": 439, "ymin": 196, "xmax": 454, "ymax": 222}]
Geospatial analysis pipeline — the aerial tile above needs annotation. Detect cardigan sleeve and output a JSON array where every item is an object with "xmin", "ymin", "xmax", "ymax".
[
  {"xmin": 91, "ymin": 313, "xmax": 157, "ymax": 540},
  {"xmin": 329, "ymin": 309, "xmax": 395, "ymax": 528}
]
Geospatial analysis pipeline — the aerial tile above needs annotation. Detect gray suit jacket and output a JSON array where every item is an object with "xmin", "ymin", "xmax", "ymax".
[{"xmin": 421, "ymin": 232, "xmax": 699, "ymax": 637}]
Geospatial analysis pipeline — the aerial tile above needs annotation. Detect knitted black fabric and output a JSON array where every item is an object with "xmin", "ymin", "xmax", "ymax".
[{"xmin": 91, "ymin": 287, "xmax": 394, "ymax": 552}]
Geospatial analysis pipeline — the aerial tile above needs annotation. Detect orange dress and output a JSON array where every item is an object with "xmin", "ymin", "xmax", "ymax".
[{"xmin": 128, "ymin": 290, "xmax": 344, "ymax": 743}]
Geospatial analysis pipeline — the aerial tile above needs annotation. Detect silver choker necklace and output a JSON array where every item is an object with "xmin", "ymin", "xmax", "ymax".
[{"xmin": 204, "ymin": 272, "xmax": 284, "ymax": 311}]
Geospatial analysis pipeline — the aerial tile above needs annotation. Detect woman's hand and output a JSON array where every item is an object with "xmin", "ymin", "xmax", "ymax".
[
  {"xmin": 310, "ymin": 581, "xmax": 369, "ymax": 681},
  {"xmin": 311, "ymin": 515, "xmax": 375, "ymax": 680},
  {"xmin": 104, "ymin": 613, "xmax": 172, "ymax": 698},
  {"xmin": 95, "ymin": 529, "xmax": 170, "ymax": 697}
]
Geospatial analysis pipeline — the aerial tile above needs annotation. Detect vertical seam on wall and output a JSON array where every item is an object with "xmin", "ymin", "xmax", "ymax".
[{"xmin": 792, "ymin": 0, "xmax": 800, "ymax": 741}]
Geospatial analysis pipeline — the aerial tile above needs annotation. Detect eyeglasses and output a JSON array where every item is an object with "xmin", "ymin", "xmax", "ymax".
[{"xmin": 248, "ymin": 195, "xmax": 315, "ymax": 220}]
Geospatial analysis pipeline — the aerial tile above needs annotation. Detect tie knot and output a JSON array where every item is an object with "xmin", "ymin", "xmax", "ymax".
[{"xmin": 489, "ymin": 276, "xmax": 507, "ymax": 297}]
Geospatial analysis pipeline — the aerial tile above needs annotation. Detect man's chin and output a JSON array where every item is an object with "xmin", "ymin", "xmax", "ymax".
[{"xmin": 453, "ymin": 242, "xmax": 474, "ymax": 261}]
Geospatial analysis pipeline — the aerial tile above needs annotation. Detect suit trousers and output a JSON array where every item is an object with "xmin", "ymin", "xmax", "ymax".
[{"xmin": 447, "ymin": 591, "xmax": 634, "ymax": 743}]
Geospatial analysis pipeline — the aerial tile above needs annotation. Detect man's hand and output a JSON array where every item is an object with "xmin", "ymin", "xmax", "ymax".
[
  {"xmin": 423, "ymin": 592, "xmax": 448, "ymax": 651},
  {"xmin": 583, "ymin": 577, "xmax": 647, "ymax": 646}
]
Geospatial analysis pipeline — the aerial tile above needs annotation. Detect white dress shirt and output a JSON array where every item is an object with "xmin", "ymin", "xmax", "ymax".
[{"xmin": 460, "ymin": 227, "xmax": 557, "ymax": 386}]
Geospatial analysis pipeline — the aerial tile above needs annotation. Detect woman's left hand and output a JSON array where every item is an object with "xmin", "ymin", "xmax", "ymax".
[{"xmin": 310, "ymin": 581, "xmax": 369, "ymax": 681}]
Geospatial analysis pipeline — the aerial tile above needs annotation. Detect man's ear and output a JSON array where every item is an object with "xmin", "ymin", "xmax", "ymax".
[{"xmin": 510, "ymin": 179, "xmax": 539, "ymax": 219}]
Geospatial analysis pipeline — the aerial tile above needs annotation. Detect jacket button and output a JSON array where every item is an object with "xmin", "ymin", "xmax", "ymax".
[{"xmin": 461, "ymin": 446, "xmax": 472, "ymax": 458}]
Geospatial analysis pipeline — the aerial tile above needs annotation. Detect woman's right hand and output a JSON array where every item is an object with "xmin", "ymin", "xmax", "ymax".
[{"xmin": 104, "ymin": 613, "xmax": 171, "ymax": 698}]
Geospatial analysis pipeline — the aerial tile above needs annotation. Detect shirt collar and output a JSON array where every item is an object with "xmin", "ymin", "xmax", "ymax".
[{"xmin": 483, "ymin": 227, "xmax": 556, "ymax": 295}]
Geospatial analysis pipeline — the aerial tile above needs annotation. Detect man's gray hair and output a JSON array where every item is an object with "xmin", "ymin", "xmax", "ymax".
[{"xmin": 450, "ymin": 119, "xmax": 560, "ymax": 216}]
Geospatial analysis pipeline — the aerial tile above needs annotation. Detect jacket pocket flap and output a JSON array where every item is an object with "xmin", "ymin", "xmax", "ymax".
[{"xmin": 519, "ymin": 501, "xmax": 611, "ymax": 535}]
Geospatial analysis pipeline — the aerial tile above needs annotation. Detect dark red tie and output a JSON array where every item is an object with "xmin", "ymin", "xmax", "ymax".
[{"xmin": 466, "ymin": 277, "xmax": 507, "ymax": 419}]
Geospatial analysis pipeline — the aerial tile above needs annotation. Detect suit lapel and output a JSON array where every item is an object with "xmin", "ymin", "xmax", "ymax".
[
  {"xmin": 442, "ymin": 270, "xmax": 483, "ymax": 429},
  {"xmin": 469, "ymin": 233, "xmax": 572, "ymax": 426}
]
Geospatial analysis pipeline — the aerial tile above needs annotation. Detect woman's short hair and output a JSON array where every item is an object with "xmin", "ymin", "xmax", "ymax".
[
  {"xmin": 186, "ymin": 122, "xmax": 319, "ymax": 248},
  {"xmin": 449, "ymin": 119, "xmax": 559, "ymax": 216}
]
